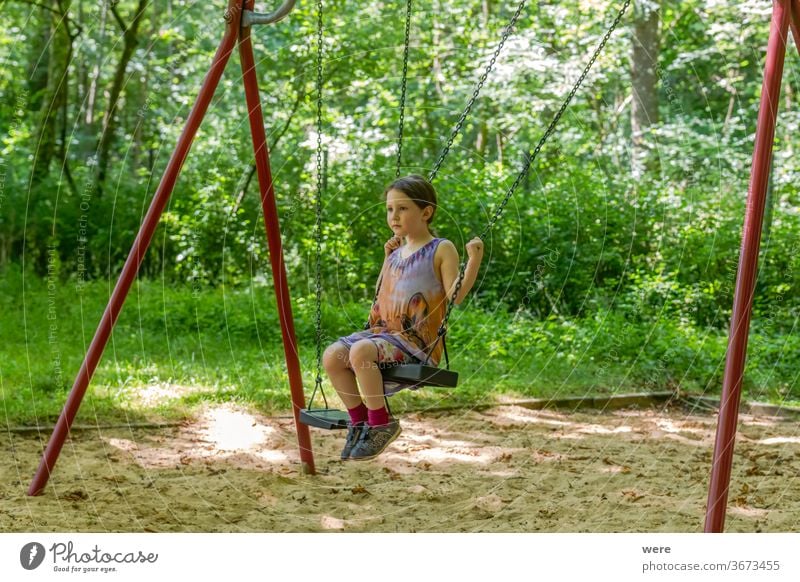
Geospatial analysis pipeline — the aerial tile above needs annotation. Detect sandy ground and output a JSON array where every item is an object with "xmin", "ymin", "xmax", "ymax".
[{"xmin": 2, "ymin": 403, "xmax": 799, "ymax": 532}]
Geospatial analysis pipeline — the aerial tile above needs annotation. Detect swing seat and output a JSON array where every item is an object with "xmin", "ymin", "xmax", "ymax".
[
  {"xmin": 380, "ymin": 363, "xmax": 459, "ymax": 388},
  {"xmin": 299, "ymin": 365, "xmax": 458, "ymax": 431},
  {"xmin": 299, "ymin": 408, "xmax": 351, "ymax": 430}
]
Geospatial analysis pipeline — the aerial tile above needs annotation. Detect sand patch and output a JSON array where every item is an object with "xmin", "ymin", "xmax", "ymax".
[{"xmin": 2, "ymin": 404, "xmax": 799, "ymax": 532}]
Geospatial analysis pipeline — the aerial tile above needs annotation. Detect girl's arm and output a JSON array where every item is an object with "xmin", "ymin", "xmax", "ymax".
[
  {"xmin": 375, "ymin": 259, "xmax": 388, "ymax": 295},
  {"xmin": 439, "ymin": 238, "xmax": 484, "ymax": 305}
]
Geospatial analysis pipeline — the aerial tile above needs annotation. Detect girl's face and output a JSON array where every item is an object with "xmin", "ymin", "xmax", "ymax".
[{"xmin": 385, "ymin": 189, "xmax": 433, "ymax": 239}]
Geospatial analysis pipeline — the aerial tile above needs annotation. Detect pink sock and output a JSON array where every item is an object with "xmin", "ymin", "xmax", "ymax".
[
  {"xmin": 347, "ymin": 403, "xmax": 368, "ymax": 425},
  {"xmin": 367, "ymin": 406, "xmax": 389, "ymax": 427}
]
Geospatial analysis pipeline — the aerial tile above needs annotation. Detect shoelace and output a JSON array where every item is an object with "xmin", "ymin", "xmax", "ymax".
[
  {"xmin": 346, "ymin": 423, "xmax": 364, "ymax": 442},
  {"xmin": 356, "ymin": 426, "xmax": 372, "ymax": 443}
]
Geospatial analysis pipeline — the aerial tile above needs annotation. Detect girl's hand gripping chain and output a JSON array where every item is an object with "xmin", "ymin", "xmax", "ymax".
[{"xmin": 465, "ymin": 237, "xmax": 484, "ymax": 262}]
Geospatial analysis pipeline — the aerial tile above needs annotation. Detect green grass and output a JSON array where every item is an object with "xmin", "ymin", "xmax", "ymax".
[{"xmin": 2, "ymin": 266, "xmax": 799, "ymax": 426}]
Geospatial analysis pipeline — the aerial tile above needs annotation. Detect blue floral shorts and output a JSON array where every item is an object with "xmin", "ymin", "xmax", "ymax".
[
  {"xmin": 336, "ymin": 333, "xmax": 425, "ymax": 395},
  {"xmin": 339, "ymin": 335, "xmax": 415, "ymax": 370}
]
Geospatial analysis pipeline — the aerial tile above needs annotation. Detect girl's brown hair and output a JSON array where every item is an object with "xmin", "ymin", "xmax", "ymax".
[{"xmin": 383, "ymin": 174, "xmax": 438, "ymax": 236}]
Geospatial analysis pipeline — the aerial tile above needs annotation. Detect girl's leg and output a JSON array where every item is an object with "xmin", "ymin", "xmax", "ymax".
[
  {"xmin": 323, "ymin": 342, "xmax": 363, "ymax": 410},
  {"xmin": 347, "ymin": 339, "xmax": 401, "ymax": 460},
  {"xmin": 348, "ymin": 340, "xmax": 386, "ymax": 413}
]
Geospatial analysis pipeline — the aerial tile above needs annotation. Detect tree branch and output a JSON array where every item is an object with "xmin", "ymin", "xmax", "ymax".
[
  {"xmin": 6, "ymin": 0, "xmax": 60, "ymax": 15},
  {"xmin": 110, "ymin": 3, "xmax": 127, "ymax": 32},
  {"xmin": 6, "ymin": 0, "xmax": 81, "ymax": 37}
]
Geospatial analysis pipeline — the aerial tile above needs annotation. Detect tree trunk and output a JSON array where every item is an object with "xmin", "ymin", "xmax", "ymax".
[
  {"xmin": 475, "ymin": 120, "xmax": 488, "ymax": 156},
  {"xmin": 76, "ymin": 0, "xmax": 86, "ymax": 108},
  {"xmin": 96, "ymin": 0, "xmax": 149, "ymax": 196},
  {"xmin": 132, "ymin": 3, "xmax": 160, "ymax": 169},
  {"xmin": 430, "ymin": 4, "xmax": 446, "ymax": 102},
  {"xmin": 27, "ymin": 9, "xmax": 51, "ymax": 115},
  {"xmin": 496, "ymin": 132, "xmax": 504, "ymax": 167},
  {"xmin": 85, "ymin": 0, "xmax": 109, "ymax": 126},
  {"xmin": 473, "ymin": 0, "xmax": 492, "ymax": 157},
  {"xmin": 31, "ymin": 0, "xmax": 72, "ymax": 186},
  {"xmin": 59, "ymin": 0, "xmax": 79, "ymax": 197},
  {"xmin": 630, "ymin": 1, "xmax": 660, "ymax": 179}
]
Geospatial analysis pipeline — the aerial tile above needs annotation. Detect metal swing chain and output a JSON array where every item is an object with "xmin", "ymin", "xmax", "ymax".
[
  {"xmin": 365, "ymin": 0, "xmax": 526, "ymax": 330},
  {"xmin": 312, "ymin": 0, "xmax": 326, "ymax": 409},
  {"xmin": 427, "ymin": 0, "xmax": 528, "ymax": 183},
  {"xmin": 395, "ymin": 0, "xmax": 413, "ymax": 178},
  {"xmin": 368, "ymin": 0, "xmax": 630, "ymax": 366},
  {"xmin": 430, "ymin": 0, "xmax": 632, "ymax": 350},
  {"xmin": 362, "ymin": 0, "xmax": 413, "ymax": 330}
]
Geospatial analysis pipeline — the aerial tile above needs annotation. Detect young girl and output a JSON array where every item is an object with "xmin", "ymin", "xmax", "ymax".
[{"xmin": 323, "ymin": 175, "xmax": 484, "ymax": 461}]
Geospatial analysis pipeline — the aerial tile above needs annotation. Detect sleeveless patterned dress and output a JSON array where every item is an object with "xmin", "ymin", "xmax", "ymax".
[{"xmin": 338, "ymin": 237, "xmax": 449, "ymax": 395}]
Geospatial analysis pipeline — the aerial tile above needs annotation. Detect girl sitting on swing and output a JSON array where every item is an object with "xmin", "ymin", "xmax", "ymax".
[{"xmin": 323, "ymin": 174, "xmax": 484, "ymax": 461}]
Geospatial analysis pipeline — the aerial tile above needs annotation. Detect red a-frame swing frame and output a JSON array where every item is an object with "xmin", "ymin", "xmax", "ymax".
[
  {"xmin": 27, "ymin": 0, "xmax": 317, "ymax": 496},
  {"xmin": 25, "ymin": 0, "xmax": 799, "ymax": 534}
]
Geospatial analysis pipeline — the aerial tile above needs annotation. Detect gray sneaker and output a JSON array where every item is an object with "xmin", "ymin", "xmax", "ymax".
[
  {"xmin": 349, "ymin": 419, "xmax": 402, "ymax": 461},
  {"xmin": 341, "ymin": 422, "xmax": 365, "ymax": 461}
]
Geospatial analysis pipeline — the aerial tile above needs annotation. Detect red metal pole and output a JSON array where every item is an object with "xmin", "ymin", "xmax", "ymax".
[
  {"xmin": 27, "ymin": 0, "xmax": 244, "ymax": 496},
  {"xmin": 238, "ymin": 3, "xmax": 316, "ymax": 475},
  {"xmin": 704, "ymin": 0, "xmax": 791, "ymax": 532}
]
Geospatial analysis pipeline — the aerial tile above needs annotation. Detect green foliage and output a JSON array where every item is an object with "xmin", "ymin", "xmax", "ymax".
[
  {"xmin": 3, "ymin": 271, "xmax": 799, "ymax": 426},
  {"xmin": 3, "ymin": 1, "xmax": 800, "ymax": 422}
]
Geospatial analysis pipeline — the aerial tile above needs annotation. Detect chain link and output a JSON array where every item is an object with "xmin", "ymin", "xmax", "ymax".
[
  {"xmin": 365, "ymin": 0, "xmax": 412, "ymax": 329},
  {"xmin": 427, "ymin": 0, "xmax": 528, "ymax": 183},
  {"xmin": 369, "ymin": 0, "xmax": 527, "ymax": 330},
  {"xmin": 313, "ymin": 0, "xmax": 326, "ymax": 406},
  {"xmin": 362, "ymin": 1, "xmax": 630, "ymax": 370},
  {"xmin": 395, "ymin": 0, "xmax": 413, "ymax": 178}
]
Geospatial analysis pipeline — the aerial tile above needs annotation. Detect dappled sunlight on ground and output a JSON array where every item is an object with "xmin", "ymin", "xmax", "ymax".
[
  {"xmin": 2, "ymin": 403, "xmax": 799, "ymax": 532},
  {"xmin": 104, "ymin": 404, "xmax": 295, "ymax": 470},
  {"xmin": 485, "ymin": 406, "xmax": 641, "ymax": 438},
  {"xmin": 197, "ymin": 407, "xmax": 277, "ymax": 452},
  {"xmin": 125, "ymin": 382, "xmax": 217, "ymax": 407},
  {"xmin": 484, "ymin": 407, "xmax": 572, "ymax": 428},
  {"xmin": 378, "ymin": 417, "xmax": 518, "ymax": 468},
  {"xmin": 756, "ymin": 436, "xmax": 800, "ymax": 445}
]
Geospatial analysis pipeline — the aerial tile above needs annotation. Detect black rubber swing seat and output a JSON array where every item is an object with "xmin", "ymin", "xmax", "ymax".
[
  {"xmin": 379, "ymin": 362, "xmax": 459, "ymax": 388},
  {"xmin": 299, "ymin": 408, "xmax": 350, "ymax": 430}
]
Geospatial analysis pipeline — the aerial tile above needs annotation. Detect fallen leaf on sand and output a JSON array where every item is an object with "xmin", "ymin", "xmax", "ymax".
[
  {"xmin": 621, "ymin": 490, "xmax": 645, "ymax": 502},
  {"xmin": 321, "ymin": 515, "xmax": 345, "ymax": 530},
  {"xmin": 63, "ymin": 490, "xmax": 88, "ymax": 502}
]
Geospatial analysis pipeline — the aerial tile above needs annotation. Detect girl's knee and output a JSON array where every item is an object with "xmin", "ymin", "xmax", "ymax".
[
  {"xmin": 323, "ymin": 342, "xmax": 350, "ymax": 371},
  {"xmin": 348, "ymin": 340, "xmax": 377, "ymax": 367}
]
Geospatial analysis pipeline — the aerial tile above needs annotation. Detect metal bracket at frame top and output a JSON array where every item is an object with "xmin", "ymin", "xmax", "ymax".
[{"xmin": 242, "ymin": 0, "xmax": 297, "ymax": 26}]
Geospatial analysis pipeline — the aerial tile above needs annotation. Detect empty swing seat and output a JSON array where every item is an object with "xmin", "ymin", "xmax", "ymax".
[{"xmin": 299, "ymin": 408, "xmax": 351, "ymax": 430}]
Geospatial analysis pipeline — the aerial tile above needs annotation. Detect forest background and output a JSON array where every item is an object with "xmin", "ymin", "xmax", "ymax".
[{"xmin": 2, "ymin": 0, "xmax": 799, "ymax": 425}]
